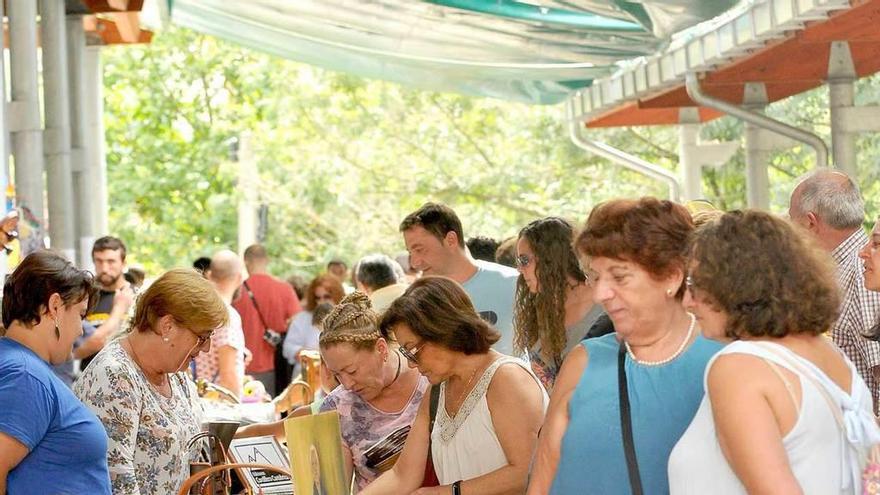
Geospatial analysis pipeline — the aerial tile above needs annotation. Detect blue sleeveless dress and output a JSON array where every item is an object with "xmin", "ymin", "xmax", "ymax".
[{"xmin": 550, "ymin": 332, "xmax": 721, "ymax": 494}]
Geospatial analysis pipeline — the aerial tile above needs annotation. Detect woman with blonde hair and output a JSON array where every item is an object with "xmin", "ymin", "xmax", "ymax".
[{"xmin": 75, "ymin": 268, "xmax": 229, "ymax": 495}]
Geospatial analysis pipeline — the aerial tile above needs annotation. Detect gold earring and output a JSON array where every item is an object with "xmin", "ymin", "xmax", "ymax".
[{"xmin": 53, "ymin": 319, "xmax": 61, "ymax": 339}]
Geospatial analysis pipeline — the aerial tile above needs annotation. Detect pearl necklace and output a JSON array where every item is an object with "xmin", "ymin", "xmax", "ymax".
[{"xmin": 625, "ymin": 313, "xmax": 696, "ymax": 367}]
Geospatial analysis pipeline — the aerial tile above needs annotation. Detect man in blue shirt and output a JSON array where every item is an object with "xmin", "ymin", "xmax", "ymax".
[{"xmin": 400, "ymin": 202, "xmax": 519, "ymax": 356}]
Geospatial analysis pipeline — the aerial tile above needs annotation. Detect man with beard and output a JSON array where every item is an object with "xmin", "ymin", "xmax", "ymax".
[{"xmin": 76, "ymin": 236, "xmax": 134, "ymax": 372}]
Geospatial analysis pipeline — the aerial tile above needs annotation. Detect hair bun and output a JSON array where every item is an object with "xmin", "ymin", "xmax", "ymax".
[{"xmin": 339, "ymin": 291, "xmax": 372, "ymax": 310}]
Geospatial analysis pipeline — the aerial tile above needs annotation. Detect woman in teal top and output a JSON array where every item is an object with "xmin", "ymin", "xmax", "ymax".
[{"xmin": 528, "ymin": 197, "xmax": 721, "ymax": 495}]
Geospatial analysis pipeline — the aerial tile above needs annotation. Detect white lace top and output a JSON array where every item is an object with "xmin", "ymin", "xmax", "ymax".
[{"xmin": 430, "ymin": 356, "xmax": 548, "ymax": 485}]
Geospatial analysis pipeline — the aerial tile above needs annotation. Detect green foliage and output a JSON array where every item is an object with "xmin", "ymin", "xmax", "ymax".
[{"xmin": 103, "ymin": 27, "xmax": 880, "ymax": 277}]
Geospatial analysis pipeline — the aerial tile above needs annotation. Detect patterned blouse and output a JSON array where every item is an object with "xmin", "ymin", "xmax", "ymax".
[
  {"xmin": 74, "ymin": 339, "xmax": 204, "ymax": 495},
  {"xmin": 320, "ymin": 375, "xmax": 428, "ymax": 492}
]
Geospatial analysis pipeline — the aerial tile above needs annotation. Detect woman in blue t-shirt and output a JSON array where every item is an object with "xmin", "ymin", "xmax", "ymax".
[{"xmin": 0, "ymin": 250, "xmax": 111, "ymax": 494}]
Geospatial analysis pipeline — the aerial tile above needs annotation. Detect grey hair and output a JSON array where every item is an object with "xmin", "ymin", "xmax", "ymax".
[
  {"xmin": 794, "ymin": 168, "xmax": 864, "ymax": 229},
  {"xmin": 356, "ymin": 254, "xmax": 403, "ymax": 291}
]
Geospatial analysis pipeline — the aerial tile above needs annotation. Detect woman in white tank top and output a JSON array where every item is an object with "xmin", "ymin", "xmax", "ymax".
[
  {"xmin": 668, "ymin": 210, "xmax": 880, "ymax": 494},
  {"xmin": 360, "ymin": 276, "xmax": 548, "ymax": 495}
]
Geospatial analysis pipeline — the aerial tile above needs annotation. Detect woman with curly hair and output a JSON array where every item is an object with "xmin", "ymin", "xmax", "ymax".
[
  {"xmin": 669, "ymin": 210, "xmax": 880, "ymax": 494},
  {"xmin": 513, "ymin": 217, "xmax": 602, "ymax": 391}
]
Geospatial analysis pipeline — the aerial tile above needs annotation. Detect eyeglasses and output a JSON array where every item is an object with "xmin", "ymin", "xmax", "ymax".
[
  {"xmin": 515, "ymin": 254, "xmax": 534, "ymax": 269},
  {"xmin": 685, "ymin": 275, "xmax": 695, "ymax": 290},
  {"xmin": 190, "ymin": 329, "xmax": 213, "ymax": 347},
  {"xmin": 399, "ymin": 340, "xmax": 426, "ymax": 364}
]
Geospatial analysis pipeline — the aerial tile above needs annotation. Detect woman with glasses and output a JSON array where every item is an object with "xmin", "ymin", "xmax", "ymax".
[
  {"xmin": 74, "ymin": 269, "xmax": 228, "ymax": 495},
  {"xmin": 669, "ymin": 210, "xmax": 879, "ymax": 494},
  {"xmin": 317, "ymin": 292, "xmax": 427, "ymax": 491},
  {"xmin": 528, "ymin": 198, "xmax": 721, "ymax": 495},
  {"xmin": 513, "ymin": 217, "xmax": 601, "ymax": 391},
  {"xmin": 283, "ymin": 274, "xmax": 345, "ymax": 377},
  {"xmin": 360, "ymin": 276, "xmax": 547, "ymax": 495}
]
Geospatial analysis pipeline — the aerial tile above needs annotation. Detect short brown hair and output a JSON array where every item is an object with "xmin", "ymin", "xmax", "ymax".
[
  {"xmin": 3, "ymin": 250, "xmax": 98, "ymax": 328},
  {"xmin": 319, "ymin": 293, "xmax": 386, "ymax": 351},
  {"xmin": 243, "ymin": 244, "xmax": 267, "ymax": 263},
  {"xmin": 92, "ymin": 236, "xmax": 126, "ymax": 261},
  {"xmin": 575, "ymin": 197, "xmax": 693, "ymax": 298},
  {"xmin": 689, "ymin": 210, "xmax": 839, "ymax": 339},
  {"xmin": 399, "ymin": 202, "xmax": 465, "ymax": 248},
  {"xmin": 380, "ymin": 276, "xmax": 499, "ymax": 354},
  {"xmin": 131, "ymin": 268, "xmax": 228, "ymax": 336},
  {"xmin": 305, "ymin": 275, "xmax": 345, "ymax": 312}
]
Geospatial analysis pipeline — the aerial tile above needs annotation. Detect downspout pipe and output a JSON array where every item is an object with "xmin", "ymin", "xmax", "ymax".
[
  {"xmin": 566, "ymin": 101, "xmax": 681, "ymax": 201},
  {"xmin": 685, "ymin": 73, "xmax": 829, "ymax": 169}
]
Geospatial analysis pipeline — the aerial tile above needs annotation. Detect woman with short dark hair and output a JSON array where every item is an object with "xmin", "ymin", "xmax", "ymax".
[
  {"xmin": 669, "ymin": 210, "xmax": 880, "ymax": 494},
  {"xmin": 361, "ymin": 276, "xmax": 547, "ymax": 495},
  {"xmin": 529, "ymin": 198, "xmax": 721, "ymax": 495},
  {"xmin": 0, "ymin": 250, "xmax": 108, "ymax": 493}
]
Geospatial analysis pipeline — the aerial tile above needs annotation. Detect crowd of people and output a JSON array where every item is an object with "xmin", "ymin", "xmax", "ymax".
[{"xmin": 1, "ymin": 168, "xmax": 880, "ymax": 494}]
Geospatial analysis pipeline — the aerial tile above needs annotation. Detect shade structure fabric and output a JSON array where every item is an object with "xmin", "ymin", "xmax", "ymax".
[{"xmin": 169, "ymin": 0, "xmax": 738, "ymax": 104}]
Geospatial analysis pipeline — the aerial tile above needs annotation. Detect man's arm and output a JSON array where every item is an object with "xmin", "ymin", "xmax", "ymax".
[
  {"xmin": 215, "ymin": 345, "xmax": 243, "ymax": 398},
  {"xmin": 74, "ymin": 285, "xmax": 135, "ymax": 359}
]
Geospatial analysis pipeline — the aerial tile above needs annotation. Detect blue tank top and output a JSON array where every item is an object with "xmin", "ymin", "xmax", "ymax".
[{"xmin": 550, "ymin": 332, "xmax": 721, "ymax": 495}]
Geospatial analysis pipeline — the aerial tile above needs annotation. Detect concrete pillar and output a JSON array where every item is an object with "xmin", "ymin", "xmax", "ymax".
[
  {"xmin": 85, "ymin": 46, "xmax": 108, "ymax": 241},
  {"xmin": 828, "ymin": 41, "xmax": 858, "ymax": 177},
  {"xmin": 0, "ymin": 0, "xmax": 9, "ymax": 276},
  {"xmin": 678, "ymin": 111, "xmax": 703, "ymax": 201},
  {"xmin": 41, "ymin": 0, "xmax": 76, "ymax": 261},
  {"xmin": 68, "ymin": 16, "xmax": 96, "ymax": 268},
  {"xmin": 8, "ymin": 0, "xmax": 45, "ymax": 229},
  {"xmin": 742, "ymin": 83, "xmax": 771, "ymax": 209}
]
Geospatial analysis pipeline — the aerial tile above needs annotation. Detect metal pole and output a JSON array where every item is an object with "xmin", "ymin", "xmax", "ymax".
[
  {"xmin": 0, "ymin": 0, "xmax": 9, "ymax": 276},
  {"xmin": 237, "ymin": 133, "xmax": 258, "ymax": 254},
  {"xmin": 84, "ymin": 46, "xmax": 108, "ymax": 240},
  {"xmin": 566, "ymin": 102, "xmax": 681, "ymax": 201},
  {"xmin": 742, "ymin": 83, "xmax": 771, "ymax": 209},
  {"xmin": 685, "ymin": 73, "xmax": 829, "ymax": 170},
  {"xmin": 829, "ymin": 79, "xmax": 857, "ymax": 177},
  {"xmin": 41, "ymin": 0, "xmax": 76, "ymax": 261},
  {"xmin": 68, "ymin": 16, "xmax": 96, "ymax": 268},
  {"xmin": 678, "ymin": 122, "xmax": 703, "ymax": 200},
  {"xmin": 8, "ymin": 0, "xmax": 46, "ymax": 228}
]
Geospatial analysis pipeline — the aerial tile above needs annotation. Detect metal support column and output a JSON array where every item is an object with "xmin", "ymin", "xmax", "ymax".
[
  {"xmin": 828, "ymin": 41, "xmax": 857, "ymax": 177},
  {"xmin": 8, "ymin": 0, "xmax": 45, "ymax": 229},
  {"xmin": 742, "ymin": 84, "xmax": 772, "ymax": 209},
  {"xmin": 68, "ymin": 16, "xmax": 96, "ymax": 268},
  {"xmin": 85, "ymin": 45, "xmax": 108, "ymax": 239},
  {"xmin": 41, "ymin": 0, "xmax": 76, "ymax": 261},
  {"xmin": 0, "ymin": 0, "xmax": 10, "ymax": 276}
]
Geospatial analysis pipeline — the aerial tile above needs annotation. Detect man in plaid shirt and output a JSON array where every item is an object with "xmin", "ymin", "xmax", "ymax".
[{"xmin": 790, "ymin": 169, "xmax": 880, "ymax": 412}]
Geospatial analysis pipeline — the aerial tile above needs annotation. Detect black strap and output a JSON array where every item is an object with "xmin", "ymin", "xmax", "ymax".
[
  {"xmin": 242, "ymin": 281, "xmax": 271, "ymax": 331},
  {"xmin": 618, "ymin": 344, "xmax": 643, "ymax": 495}
]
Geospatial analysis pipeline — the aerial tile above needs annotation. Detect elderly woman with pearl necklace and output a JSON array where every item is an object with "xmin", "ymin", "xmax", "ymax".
[{"xmin": 528, "ymin": 197, "xmax": 722, "ymax": 495}]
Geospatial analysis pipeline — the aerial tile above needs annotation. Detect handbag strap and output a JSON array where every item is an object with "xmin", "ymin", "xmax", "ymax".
[
  {"xmin": 618, "ymin": 344, "xmax": 644, "ymax": 495},
  {"xmin": 242, "ymin": 281, "xmax": 271, "ymax": 331}
]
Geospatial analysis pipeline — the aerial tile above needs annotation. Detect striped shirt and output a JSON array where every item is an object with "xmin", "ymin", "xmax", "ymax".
[{"xmin": 831, "ymin": 228, "xmax": 880, "ymax": 412}]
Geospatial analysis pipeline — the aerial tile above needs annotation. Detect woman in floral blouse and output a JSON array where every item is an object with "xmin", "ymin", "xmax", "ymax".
[{"xmin": 75, "ymin": 269, "xmax": 228, "ymax": 495}]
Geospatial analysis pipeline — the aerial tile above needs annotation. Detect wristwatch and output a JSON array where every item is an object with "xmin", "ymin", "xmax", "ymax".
[{"xmin": 452, "ymin": 480, "xmax": 462, "ymax": 495}]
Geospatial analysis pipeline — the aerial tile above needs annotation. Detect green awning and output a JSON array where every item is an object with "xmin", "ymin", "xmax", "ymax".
[{"xmin": 170, "ymin": 0, "xmax": 738, "ymax": 104}]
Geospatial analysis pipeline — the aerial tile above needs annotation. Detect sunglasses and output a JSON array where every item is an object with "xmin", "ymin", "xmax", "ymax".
[
  {"xmin": 515, "ymin": 254, "xmax": 534, "ymax": 269},
  {"xmin": 399, "ymin": 341, "xmax": 426, "ymax": 364}
]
